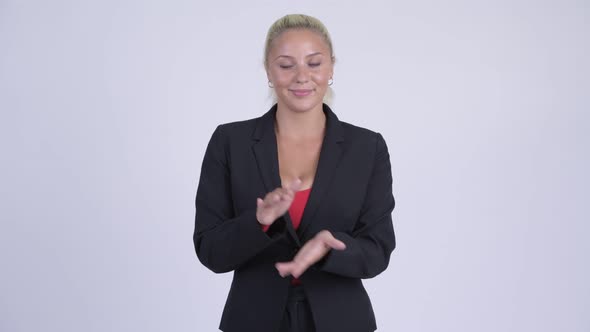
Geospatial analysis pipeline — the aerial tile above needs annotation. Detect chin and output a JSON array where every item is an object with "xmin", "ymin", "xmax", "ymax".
[{"xmin": 281, "ymin": 97, "xmax": 324, "ymax": 113}]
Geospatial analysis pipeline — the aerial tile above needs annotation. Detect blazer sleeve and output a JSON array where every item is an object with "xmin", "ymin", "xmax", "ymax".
[
  {"xmin": 318, "ymin": 133, "xmax": 396, "ymax": 279},
  {"xmin": 193, "ymin": 125, "xmax": 286, "ymax": 274}
]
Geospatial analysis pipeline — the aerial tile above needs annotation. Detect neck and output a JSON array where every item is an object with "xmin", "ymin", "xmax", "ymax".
[{"xmin": 275, "ymin": 103, "xmax": 326, "ymax": 140}]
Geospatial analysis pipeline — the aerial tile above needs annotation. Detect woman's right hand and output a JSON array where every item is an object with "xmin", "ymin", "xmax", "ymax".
[{"xmin": 256, "ymin": 178, "xmax": 302, "ymax": 226}]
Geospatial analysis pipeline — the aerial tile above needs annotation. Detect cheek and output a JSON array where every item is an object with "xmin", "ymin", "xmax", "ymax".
[
  {"xmin": 271, "ymin": 70, "xmax": 294, "ymax": 86},
  {"xmin": 312, "ymin": 71, "xmax": 331, "ymax": 85}
]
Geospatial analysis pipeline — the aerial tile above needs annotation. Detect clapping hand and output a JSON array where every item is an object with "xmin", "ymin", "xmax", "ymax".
[
  {"xmin": 256, "ymin": 178, "xmax": 303, "ymax": 226},
  {"xmin": 275, "ymin": 230, "xmax": 346, "ymax": 278}
]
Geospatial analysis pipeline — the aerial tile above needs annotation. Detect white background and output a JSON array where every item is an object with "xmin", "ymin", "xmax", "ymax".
[{"xmin": 1, "ymin": 0, "xmax": 588, "ymax": 331}]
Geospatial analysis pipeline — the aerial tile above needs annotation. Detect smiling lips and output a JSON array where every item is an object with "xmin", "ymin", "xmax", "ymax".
[{"xmin": 290, "ymin": 89, "xmax": 313, "ymax": 97}]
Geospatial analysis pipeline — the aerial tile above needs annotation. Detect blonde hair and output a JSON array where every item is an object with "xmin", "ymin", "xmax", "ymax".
[
  {"xmin": 264, "ymin": 14, "xmax": 335, "ymax": 68},
  {"xmin": 264, "ymin": 14, "xmax": 336, "ymax": 104}
]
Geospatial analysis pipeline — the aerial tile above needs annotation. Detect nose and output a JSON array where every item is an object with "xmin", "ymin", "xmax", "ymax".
[{"xmin": 295, "ymin": 66, "xmax": 310, "ymax": 84}]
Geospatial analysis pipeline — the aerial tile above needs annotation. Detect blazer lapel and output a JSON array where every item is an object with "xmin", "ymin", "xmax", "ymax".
[
  {"xmin": 297, "ymin": 104, "xmax": 345, "ymax": 238},
  {"xmin": 251, "ymin": 105, "xmax": 301, "ymax": 246}
]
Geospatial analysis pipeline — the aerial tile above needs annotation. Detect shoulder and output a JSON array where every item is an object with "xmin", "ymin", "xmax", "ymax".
[
  {"xmin": 324, "ymin": 104, "xmax": 385, "ymax": 147},
  {"xmin": 209, "ymin": 114, "xmax": 263, "ymax": 143},
  {"xmin": 340, "ymin": 120, "xmax": 378, "ymax": 138},
  {"xmin": 216, "ymin": 117, "xmax": 257, "ymax": 135},
  {"xmin": 338, "ymin": 120, "xmax": 387, "ymax": 151}
]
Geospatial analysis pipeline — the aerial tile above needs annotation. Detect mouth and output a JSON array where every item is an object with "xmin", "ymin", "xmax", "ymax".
[{"xmin": 290, "ymin": 89, "xmax": 314, "ymax": 97}]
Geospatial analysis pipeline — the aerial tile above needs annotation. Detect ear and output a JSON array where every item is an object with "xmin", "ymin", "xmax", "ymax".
[{"xmin": 329, "ymin": 58, "xmax": 335, "ymax": 77}]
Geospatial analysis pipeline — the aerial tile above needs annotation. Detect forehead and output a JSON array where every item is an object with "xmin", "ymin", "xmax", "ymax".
[{"xmin": 269, "ymin": 29, "xmax": 330, "ymax": 56}]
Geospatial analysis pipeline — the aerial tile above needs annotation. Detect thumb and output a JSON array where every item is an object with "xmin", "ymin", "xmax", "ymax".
[{"xmin": 325, "ymin": 236, "xmax": 346, "ymax": 250}]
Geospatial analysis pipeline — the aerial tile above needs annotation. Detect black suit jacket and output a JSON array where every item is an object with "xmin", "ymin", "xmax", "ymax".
[{"xmin": 194, "ymin": 104, "xmax": 396, "ymax": 332}]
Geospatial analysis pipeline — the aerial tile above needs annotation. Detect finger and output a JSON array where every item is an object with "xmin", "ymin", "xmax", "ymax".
[
  {"xmin": 317, "ymin": 231, "xmax": 347, "ymax": 250},
  {"xmin": 275, "ymin": 262, "xmax": 294, "ymax": 278},
  {"xmin": 272, "ymin": 188, "xmax": 287, "ymax": 200},
  {"xmin": 326, "ymin": 237, "xmax": 346, "ymax": 250},
  {"xmin": 320, "ymin": 232, "xmax": 346, "ymax": 249},
  {"xmin": 275, "ymin": 185, "xmax": 292, "ymax": 198},
  {"xmin": 286, "ymin": 259, "xmax": 310, "ymax": 279},
  {"xmin": 281, "ymin": 191, "xmax": 295, "ymax": 202},
  {"xmin": 274, "ymin": 188, "xmax": 294, "ymax": 202},
  {"xmin": 278, "ymin": 261, "xmax": 308, "ymax": 279},
  {"xmin": 272, "ymin": 192, "xmax": 281, "ymax": 202},
  {"xmin": 263, "ymin": 192, "xmax": 277, "ymax": 203}
]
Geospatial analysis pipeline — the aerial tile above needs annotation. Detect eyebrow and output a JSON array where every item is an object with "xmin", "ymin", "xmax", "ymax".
[{"xmin": 272, "ymin": 52, "xmax": 323, "ymax": 62}]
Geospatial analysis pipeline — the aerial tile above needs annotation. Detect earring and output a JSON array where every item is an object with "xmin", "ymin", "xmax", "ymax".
[
  {"xmin": 268, "ymin": 81, "xmax": 274, "ymax": 88},
  {"xmin": 328, "ymin": 78, "xmax": 334, "ymax": 86}
]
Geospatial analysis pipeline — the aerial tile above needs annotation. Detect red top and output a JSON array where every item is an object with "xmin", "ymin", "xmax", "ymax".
[
  {"xmin": 289, "ymin": 188, "xmax": 311, "ymax": 231},
  {"xmin": 288, "ymin": 188, "xmax": 311, "ymax": 285},
  {"xmin": 261, "ymin": 188, "xmax": 312, "ymax": 285}
]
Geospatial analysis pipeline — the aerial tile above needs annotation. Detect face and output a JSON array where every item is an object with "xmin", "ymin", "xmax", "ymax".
[{"xmin": 266, "ymin": 29, "xmax": 334, "ymax": 114}]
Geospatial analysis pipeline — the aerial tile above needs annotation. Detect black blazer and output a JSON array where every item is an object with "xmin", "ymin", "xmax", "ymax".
[{"xmin": 194, "ymin": 104, "xmax": 395, "ymax": 332}]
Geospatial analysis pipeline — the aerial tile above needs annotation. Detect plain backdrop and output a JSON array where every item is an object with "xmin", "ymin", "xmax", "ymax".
[{"xmin": 1, "ymin": 0, "xmax": 588, "ymax": 331}]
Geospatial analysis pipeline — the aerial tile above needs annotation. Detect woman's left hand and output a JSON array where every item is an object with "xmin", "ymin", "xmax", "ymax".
[{"xmin": 275, "ymin": 230, "xmax": 346, "ymax": 278}]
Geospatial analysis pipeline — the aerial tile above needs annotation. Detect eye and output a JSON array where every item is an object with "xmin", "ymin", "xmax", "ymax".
[
  {"xmin": 279, "ymin": 64, "xmax": 294, "ymax": 69},
  {"xmin": 309, "ymin": 62, "xmax": 321, "ymax": 67}
]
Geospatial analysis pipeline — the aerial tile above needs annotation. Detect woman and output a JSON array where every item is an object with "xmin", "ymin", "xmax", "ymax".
[{"xmin": 194, "ymin": 14, "xmax": 396, "ymax": 332}]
